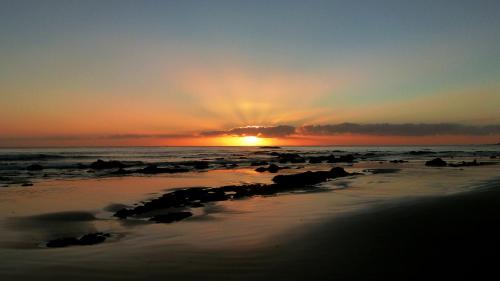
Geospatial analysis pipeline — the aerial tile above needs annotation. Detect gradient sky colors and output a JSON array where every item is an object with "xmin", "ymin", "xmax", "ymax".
[{"xmin": 1, "ymin": 0, "xmax": 500, "ymax": 146}]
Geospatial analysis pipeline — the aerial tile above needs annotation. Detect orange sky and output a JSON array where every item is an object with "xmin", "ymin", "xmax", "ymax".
[{"xmin": 1, "ymin": 2, "xmax": 500, "ymax": 147}]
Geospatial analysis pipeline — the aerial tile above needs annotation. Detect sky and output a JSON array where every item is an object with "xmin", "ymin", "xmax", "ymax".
[{"xmin": 1, "ymin": 0, "xmax": 499, "ymax": 146}]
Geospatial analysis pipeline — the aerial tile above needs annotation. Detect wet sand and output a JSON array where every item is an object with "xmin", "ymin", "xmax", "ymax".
[
  {"xmin": 0, "ymin": 150, "xmax": 499, "ymax": 280},
  {"xmin": 267, "ymin": 178, "xmax": 500, "ymax": 280}
]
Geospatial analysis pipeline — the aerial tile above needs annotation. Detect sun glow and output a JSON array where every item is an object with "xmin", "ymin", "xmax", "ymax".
[
  {"xmin": 216, "ymin": 135, "xmax": 272, "ymax": 146},
  {"xmin": 241, "ymin": 136, "xmax": 260, "ymax": 146}
]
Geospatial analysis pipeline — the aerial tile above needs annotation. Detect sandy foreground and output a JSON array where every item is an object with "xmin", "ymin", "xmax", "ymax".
[{"xmin": 0, "ymin": 162, "xmax": 499, "ymax": 280}]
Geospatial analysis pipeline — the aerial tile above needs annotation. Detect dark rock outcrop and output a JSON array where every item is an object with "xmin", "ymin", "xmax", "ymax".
[
  {"xmin": 425, "ymin": 158, "xmax": 447, "ymax": 167},
  {"xmin": 46, "ymin": 237, "xmax": 80, "ymax": 248},
  {"xmin": 409, "ymin": 151, "xmax": 436, "ymax": 155},
  {"xmin": 78, "ymin": 232, "xmax": 110, "ymax": 245},
  {"xmin": 139, "ymin": 165, "xmax": 189, "ymax": 174},
  {"xmin": 274, "ymin": 153, "xmax": 306, "ymax": 163},
  {"xmin": 114, "ymin": 167, "xmax": 354, "ymax": 220},
  {"xmin": 448, "ymin": 160, "xmax": 495, "ymax": 167},
  {"xmin": 272, "ymin": 167, "xmax": 349, "ymax": 186},
  {"xmin": 180, "ymin": 161, "xmax": 210, "ymax": 169},
  {"xmin": 90, "ymin": 159, "xmax": 126, "ymax": 170},
  {"xmin": 26, "ymin": 164, "xmax": 43, "ymax": 171},
  {"xmin": 255, "ymin": 164, "xmax": 283, "ymax": 173},
  {"xmin": 149, "ymin": 212, "xmax": 193, "ymax": 223},
  {"xmin": 46, "ymin": 232, "xmax": 110, "ymax": 248}
]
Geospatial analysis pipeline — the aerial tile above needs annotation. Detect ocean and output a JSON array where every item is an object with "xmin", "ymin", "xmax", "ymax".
[{"xmin": 0, "ymin": 145, "xmax": 499, "ymax": 280}]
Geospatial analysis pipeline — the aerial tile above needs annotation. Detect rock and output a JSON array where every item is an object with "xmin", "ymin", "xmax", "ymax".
[
  {"xmin": 272, "ymin": 167, "xmax": 350, "ymax": 186},
  {"xmin": 364, "ymin": 168, "xmax": 401, "ymax": 174},
  {"xmin": 21, "ymin": 182, "xmax": 33, "ymax": 186},
  {"xmin": 308, "ymin": 154, "xmax": 336, "ymax": 163},
  {"xmin": 254, "ymin": 164, "xmax": 283, "ymax": 173},
  {"xmin": 46, "ymin": 237, "xmax": 80, "ymax": 248},
  {"xmin": 181, "ymin": 161, "xmax": 210, "ymax": 169},
  {"xmin": 409, "ymin": 151, "xmax": 436, "ymax": 155},
  {"xmin": 425, "ymin": 158, "xmax": 447, "ymax": 167},
  {"xmin": 78, "ymin": 232, "xmax": 110, "ymax": 245},
  {"xmin": 448, "ymin": 160, "xmax": 495, "ymax": 167},
  {"xmin": 328, "ymin": 154, "xmax": 355, "ymax": 163},
  {"xmin": 255, "ymin": 167, "xmax": 267, "ymax": 172},
  {"xmin": 114, "ymin": 168, "xmax": 356, "ymax": 221},
  {"xmin": 149, "ymin": 212, "xmax": 193, "ymax": 223},
  {"xmin": 26, "ymin": 164, "xmax": 43, "ymax": 171},
  {"xmin": 46, "ymin": 232, "xmax": 110, "ymax": 248},
  {"xmin": 251, "ymin": 161, "xmax": 269, "ymax": 166},
  {"xmin": 274, "ymin": 153, "xmax": 305, "ymax": 163},
  {"xmin": 390, "ymin": 160, "xmax": 408, "ymax": 163},
  {"xmin": 110, "ymin": 168, "xmax": 133, "ymax": 175},
  {"xmin": 139, "ymin": 165, "xmax": 189, "ymax": 174},
  {"xmin": 267, "ymin": 164, "xmax": 280, "ymax": 173},
  {"xmin": 90, "ymin": 159, "xmax": 125, "ymax": 170}
]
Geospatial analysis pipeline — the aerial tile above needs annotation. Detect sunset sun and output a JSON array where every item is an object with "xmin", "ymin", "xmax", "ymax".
[{"xmin": 241, "ymin": 136, "xmax": 260, "ymax": 146}]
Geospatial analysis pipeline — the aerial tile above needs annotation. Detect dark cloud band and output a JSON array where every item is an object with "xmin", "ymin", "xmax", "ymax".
[
  {"xmin": 298, "ymin": 123, "xmax": 500, "ymax": 136},
  {"xmin": 200, "ymin": 125, "xmax": 296, "ymax": 138}
]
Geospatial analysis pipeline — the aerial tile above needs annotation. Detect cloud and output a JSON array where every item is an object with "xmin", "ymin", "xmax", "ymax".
[
  {"xmin": 0, "ymin": 133, "xmax": 191, "ymax": 141},
  {"xmin": 298, "ymin": 123, "xmax": 500, "ymax": 136},
  {"xmin": 200, "ymin": 125, "xmax": 296, "ymax": 138}
]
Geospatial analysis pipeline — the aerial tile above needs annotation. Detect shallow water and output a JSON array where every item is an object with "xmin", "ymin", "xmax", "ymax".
[{"xmin": 0, "ymin": 146, "xmax": 499, "ymax": 280}]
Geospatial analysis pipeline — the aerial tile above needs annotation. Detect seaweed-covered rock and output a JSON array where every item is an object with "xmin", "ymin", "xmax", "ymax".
[{"xmin": 425, "ymin": 158, "xmax": 447, "ymax": 167}]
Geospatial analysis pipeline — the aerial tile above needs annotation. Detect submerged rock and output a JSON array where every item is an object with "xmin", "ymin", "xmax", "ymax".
[{"xmin": 425, "ymin": 158, "xmax": 447, "ymax": 167}]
